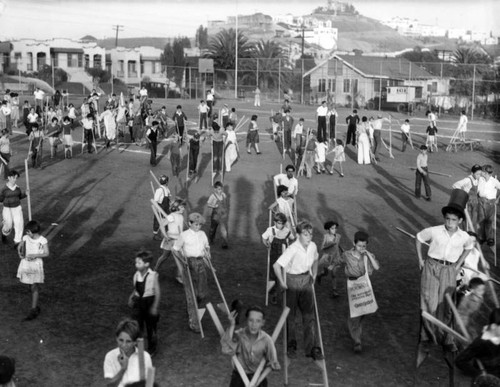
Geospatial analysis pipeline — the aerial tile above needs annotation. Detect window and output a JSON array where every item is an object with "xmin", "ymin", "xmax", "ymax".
[
  {"xmin": 328, "ymin": 79, "xmax": 336, "ymax": 92},
  {"xmin": 53, "ymin": 54, "xmax": 58, "ymax": 68},
  {"xmin": 84, "ymin": 54, "xmax": 89, "ymax": 68},
  {"xmin": 374, "ymin": 79, "xmax": 380, "ymax": 92},
  {"xmin": 27, "ymin": 53, "xmax": 33, "ymax": 71},
  {"xmin": 343, "ymin": 79, "xmax": 350, "ymax": 93},
  {"xmin": 78, "ymin": 53, "xmax": 83, "ymax": 68},
  {"xmin": 318, "ymin": 78, "xmax": 326, "ymax": 92},
  {"xmin": 431, "ymin": 81, "xmax": 438, "ymax": 93},
  {"xmin": 352, "ymin": 79, "xmax": 358, "ymax": 94},
  {"xmin": 67, "ymin": 53, "xmax": 73, "ymax": 67}
]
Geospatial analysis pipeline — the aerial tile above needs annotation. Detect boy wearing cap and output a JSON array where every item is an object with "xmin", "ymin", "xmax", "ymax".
[
  {"xmin": 452, "ymin": 164, "xmax": 483, "ymax": 229},
  {"xmin": 187, "ymin": 131, "xmax": 202, "ymax": 177},
  {"xmin": 415, "ymin": 145, "xmax": 431, "ymax": 201},
  {"xmin": 145, "ymin": 120, "xmax": 160, "ymax": 166},
  {"xmin": 152, "ymin": 175, "xmax": 171, "ymax": 241},
  {"xmin": 173, "ymin": 213, "xmax": 210, "ymax": 332},
  {"xmin": 415, "ymin": 189, "xmax": 473, "ymax": 354},
  {"xmin": 345, "ymin": 109, "xmax": 359, "ymax": 146},
  {"xmin": 477, "ymin": 165, "xmax": 500, "ymax": 246}
]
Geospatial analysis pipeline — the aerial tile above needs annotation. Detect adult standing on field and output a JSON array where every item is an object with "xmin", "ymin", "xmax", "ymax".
[
  {"xmin": 345, "ymin": 109, "xmax": 359, "ymax": 146},
  {"xmin": 371, "ymin": 114, "xmax": 390, "ymax": 161},
  {"xmin": 254, "ymin": 87, "xmax": 261, "ymax": 107},
  {"xmin": 316, "ymin": 101, "xmax": 328, "ymax": 143}
]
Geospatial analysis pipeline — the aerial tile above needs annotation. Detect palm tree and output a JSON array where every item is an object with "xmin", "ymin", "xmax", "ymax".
[
  {"xmin": 450, "ymin": 46, "xmax": 492, "ymax": 97},
  {"xmin": 204, "ymin": 28, "xmax": 253, "ymax": 84},
  {"xmin": 242, "ymin": 39, "xmax": 288, "ymax": 90}
]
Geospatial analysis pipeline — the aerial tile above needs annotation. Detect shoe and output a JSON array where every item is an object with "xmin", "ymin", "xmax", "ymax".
[
  {"xmin": 24, "ymin": 308, "xmax": 39, "ymax": 321},
  {"xmin": 353, "ymin": 343, "xmax": 362, "ymax": 353},
  {"xmin": 424, "ymin": 196, "xmax": 431, "ymax": 202},
  {"xmin": 1, "ymin": 234, "xmax": 6, "ymax": 244},
  {"xmin": 256, "ymin": 152, "xmax": 261, "ymax": 155},
  {"xmin": 308, "ymin": 347, "xmax": 324, "ymax": 361},
  {"xmin": 329, "ymin": 170, "xmax": 334, "ymax": 175},
  {"xmin": 270, "ymin": 293, "xmax": 278, "ymax": 305},
  {"xmin": 487, "ymin": 239, "xmax": 495, "ymax": 246},
  {"xmin": 287, "ymin": 346, "xmax": 297, "ymax": 359},
  {"xmin": 247, "ymin": 150, "xmax": 251, "ymax": 154},
  {"xmin": 340, "ymin": 173, "xmax": 344, "ymax": 177},
  {"xmin": 222, "ymin": 243, "xmax": 228, "ymax": 249}
]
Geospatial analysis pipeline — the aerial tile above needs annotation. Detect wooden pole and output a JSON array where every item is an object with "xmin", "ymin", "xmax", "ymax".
[
  {"xmin": 206, "ymin": 253, "xmax": 230, "ymax": 316},
  {"xmin": 421, "ymin": 311, "xmax": 469, "ymax": 344},
  {"xmin": 282, "ymin": 267, "xmax": 288, "ymax": 386},
  {"xmin": 409, "ymin": 167, "xmax": 451, "ymax": 177},
  {"xmin": 445, "ymin": 293, "xmax": 471, "ymax": 342},
  {"xmin": 137, "ymin": 338, "xmax": 146, "ymax": 381},
  {"xmin": 312, "ymin": 284, "xmax": 329, "ymax": 387},
  {"xmin": 149, "ymin": 170, "xmax": 161, "ymax": 187},
  {"xmin": 24, "ymin": 159, "xmax": 32, "ymax": 221},
  {"xmin": 206, "ymin": 303, "xmax": 250, "ymax": 387},
  {"xmin": 265, "ymin": 209, "xmax": 273, "ymax": 306}
]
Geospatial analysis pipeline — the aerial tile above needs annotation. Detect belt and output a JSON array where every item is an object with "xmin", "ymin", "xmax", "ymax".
[
  {"xmin": 348, "ymin": 276, "xmax": 360, "ymax": 281},
  {"xmin": 430, "ymin": 258, "xmax": 454, "ymax": 266},
  {"xmin": 187, "ymin": 256, "xmax": 204, "ymax": 260},
  {"xmin": 479, "ymin": 197, "xmax": 495, "ymax": 203},
  {"xmin": 287, "ymin": 272, "xmax": 309, "ymax": 276}
]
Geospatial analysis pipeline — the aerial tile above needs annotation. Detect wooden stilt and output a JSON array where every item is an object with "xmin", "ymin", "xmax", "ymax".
[
  {"xmin": 206, "ymin": 252, "xmax": 230, "ymax": 316},
  {"xmin": 206, "ymin": 303, "xmax": 250, "ymax": 386},
  {"xmin": 137, "ymin": 338, "xmax": 146, "ymax": 381},
  {"xmin": 24, "ymin": 159, "xmax": 32, "ymax": 221},
  {"xmin": 265, "ymin": 209, "xmax": 273, "ymax": 306},
  {"xmin": 312, "ymin": 284, "xmax": 329, "ymax": 387}
]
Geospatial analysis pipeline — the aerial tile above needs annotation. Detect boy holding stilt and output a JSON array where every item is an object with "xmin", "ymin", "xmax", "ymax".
[
  {"xmin": 415, "ymin": 189, "xmax": 473, "ymax": 356},
  {"xmin": 273, "ymin": 221, "xmax": 324, "ymax": 360},
  {"xmin": 206, "ymin": 181, "xmax": 229, "ymax": 249},
  {"xmin": 46, "ymin": 117, "xmax": 62, "ymax": 159},
  {"xmin": 152, "ymin": 175, "xmax": 171, "ymax": 241},
  {"xmin": 81, "ymin": 113, "xmax": 95, "ymax": 154},
  {"xmin": 221, "ymin": 306, "xmax": 280, "ymax": 387},
  {"xmin": 128, "ymin": 250, "xmax": 160, "ymax": 356},
  {"xmin": 317, "ymin": 221, "xmax": 342, "ymax": 297},
  {"xmin": 172, "ymin": 213, "xmax": 211, "ymax": 333},
  {"xmin": 61, "ymin": 116, "xmax": 73, "ymax": 159},
  {"xmin": 28, "ymin": 123, "xmax": 44, "ymax": 168},
  {"xmin": 261, "ymin": 212, "xmax": 295, "ymax": 304}
]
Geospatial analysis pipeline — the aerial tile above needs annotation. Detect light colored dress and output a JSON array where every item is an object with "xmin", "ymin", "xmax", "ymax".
[{"xmin": 17, "ymin": 235, "xmax": 47, "ymax": 284}]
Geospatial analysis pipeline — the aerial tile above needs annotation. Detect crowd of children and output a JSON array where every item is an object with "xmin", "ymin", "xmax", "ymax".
[{"xmin": 1, "ymin": 86, "xmax": 499, "ymax": 387}]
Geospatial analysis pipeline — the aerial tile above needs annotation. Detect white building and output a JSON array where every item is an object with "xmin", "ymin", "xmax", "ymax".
[
  {"xmin": 109, "ymin": 46, "xmax": 164, "ymax": 85},
  {"xmin": 10, "ymin": 38, "xmax": 105, "ymax": 74},
  {"xmin": 304, "ymin": 27, "xmax": 338, "ymax": 50},
  {"xmin": 273, "ymin": 13, "xmax": 294, "ymax": 25}
]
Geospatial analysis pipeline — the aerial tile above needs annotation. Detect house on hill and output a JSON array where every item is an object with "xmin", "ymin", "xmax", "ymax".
[{"xmin": 304, "ymin": 53, "xmax": 448, "ymax": 107}]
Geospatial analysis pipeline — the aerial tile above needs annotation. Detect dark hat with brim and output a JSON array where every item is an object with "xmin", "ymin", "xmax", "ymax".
[
  {"xmin": 0, "ymin": 355, "xmax": 15, "ymax": 384},
  {"xmin": 441, "ymin": 189, "xmax": 469, "ymax": 219}
]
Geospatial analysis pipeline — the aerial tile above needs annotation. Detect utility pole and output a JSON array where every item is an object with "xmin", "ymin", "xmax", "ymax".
[{"xmin": 112, "ymin": 25, "xmax": 124, "ymax": 48}]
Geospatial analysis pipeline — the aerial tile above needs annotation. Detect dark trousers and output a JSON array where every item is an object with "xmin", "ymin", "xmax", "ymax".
[
  {"xmin": 229, "ymin": 370, "xmax": 268, "ymax": 387},
  {"xmin": 207, "ymin": 101, "xmax": 213, "ymax": 117},
  {"xmin": 401, "ymin": 133, "xmax": 409, "ymax": 152},
  {"xmin": 200, "ymin": 113, "xmax": 207, "ymax": 129},
  {"xmin": 0, "ymin": 152, "xmax": 10, "ymax": 179},
  {"xmin": 84, "ymin": 129, "xmax": 93, "ymax": 152},
  {"xmin": 170, "ymin": 152, "xmax": 180, "ymax": 177},
  {"xmin": 132, "ymin": 296, "xmax": 158, "ymax": 353},
  {"xmin": 150, "ymin": 141, "xmax": 157, "ymax": 165},
  {"xmin": 478, "ymin": 198, "xmax": 496, "ymax": 241},
  {"xmin": 213, "ymin": 141, "xmax": 223, "ymax": 172},
  {"xmin": 178, "ymin": 126, "xmax": 185, "ymax": 143},
  {"xmin": 189, "ymin": 144, "xmax": 200, "ymax": 172},
  {"xmin": 373, "ymin": 130, "xmax": 381, "ymax": 156},
  {"xmin": 286, "ymin": 273, "xmax": 318, "ymax": 354},
  {"xmin": 415, "ymin": 168, "xmax": 431, "ymax": 198},
  {"xmin": 317, "ymin": 116, "xmax": 327, "ymax": 142},
  {"xmin": 346, "ymin": 125, "xmax": 356, "ymax": 145}
]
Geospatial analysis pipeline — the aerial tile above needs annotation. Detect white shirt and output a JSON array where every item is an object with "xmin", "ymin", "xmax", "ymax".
[
  {"xmin": 452, "ymin": 175, "xmax": 480, "ymax": 193},
  {"xmin": 262, "ymin": 226, "xmax": 292, "ymax": 243},
  {"xmin": 103, "ymin": 347, "xmax": 152, "ymax": 387},
  {"xmin": 154, "ymin": 186, "xmax": 171, "ymax": 204},
  {"xmin": 273, "ymin": 173, "xmax": 298, "ymax": 196},
  {"xmin": 316, "ymin": 105, "xmax": 327, "ymax": 117},
  {"xmin": 478, "ymin": 176, "xmax": 500, "ymax": 200},
  {"xmin": 162, "ymin": 212, "xmax": 184, "ymax": 240},
  {"xmin": 417, "ymin": 225, "xmax": 473, "ymax": 263},
  {"xmin": 173, "ymin": 228, "xmax": 209, "ymax": 257},
  {"xmin": 276, "ymin": 240, "xmax": 318, "ymax": 274},
  {"xmin": 400, "ymin": 123, "xmax": 410, "ymax": 134},
  {"xmin": 34, "ymin": 90, "xmax": 45, "ymax": 100},
  {"xmin": 293, "ymin": 123, "xmax": 303, "ymax": 136}
]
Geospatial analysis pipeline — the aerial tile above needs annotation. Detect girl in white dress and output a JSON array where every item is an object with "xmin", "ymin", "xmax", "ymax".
[
  {"xmin": 17, "ymin": 220, "xmax": 49, "ymax": 320},
  {"xmin": 356, "ymin": 116, "xmax": 371, "ymax": 165}
]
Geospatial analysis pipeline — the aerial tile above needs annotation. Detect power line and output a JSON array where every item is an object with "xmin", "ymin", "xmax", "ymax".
[{"xmin": 112, "ymin": 25, "xmax": 124, "ymax": 47}]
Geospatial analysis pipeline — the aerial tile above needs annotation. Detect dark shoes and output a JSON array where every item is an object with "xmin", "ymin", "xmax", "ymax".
[
  {"xmin": 1, "ymin": 233, "xmax": 6, "ymax": 244},
  {"xmin": 353, "ymin": 343, "xmax": 362, "ymax": 354},
  {"xmin": 308, "ymin": 347, "xmax": 324, "ymax": 361},
  {"xmin": 487, "ymin": 239, "xmax": 495, "ymax": 246},
  {"xmin": 24, "ymin": 306, "xmax": 41, "ymax": 321}
]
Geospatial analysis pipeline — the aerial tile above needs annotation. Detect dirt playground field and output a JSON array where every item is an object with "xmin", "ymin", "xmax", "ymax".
[{"xmin": 0, "ymin": 97, "xmax": 499, "ymax": 386}]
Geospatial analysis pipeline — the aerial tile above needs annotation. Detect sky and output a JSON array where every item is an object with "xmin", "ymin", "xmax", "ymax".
[{"xmin": 0, "ymin": 0, "xmax": 498, "ymax": 41}]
